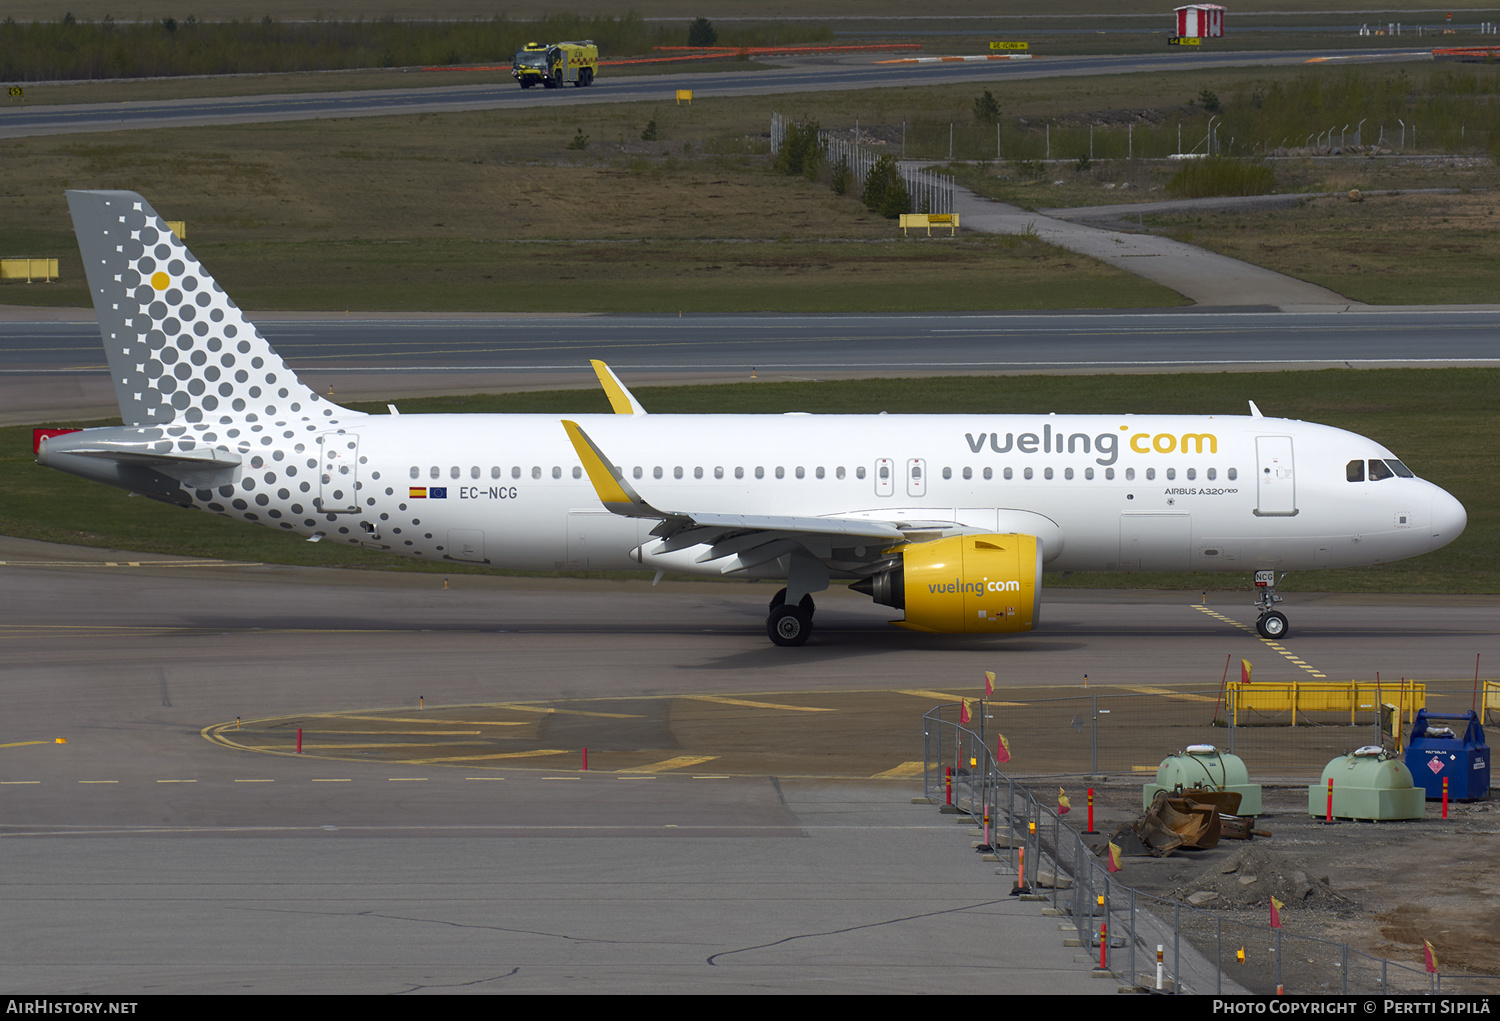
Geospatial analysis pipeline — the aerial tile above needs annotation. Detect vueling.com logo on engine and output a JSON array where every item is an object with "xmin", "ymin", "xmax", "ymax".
[{"xmin": 929, "ymin": 578, "xmax": 1022, "ymax": 595}]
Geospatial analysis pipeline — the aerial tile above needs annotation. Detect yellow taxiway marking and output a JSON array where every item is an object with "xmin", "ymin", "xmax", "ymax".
[
  {"xmin": 155, "ymin": 779, "xmax": 197, "ymax": 783},
  {"xmin": 257, "ymin": 742, "xmax": 457, "ymax": 750},
  {"xmin": 387, "ymin": 777, "xmax": 428, "ymax": 782},
  {"xmin": 1192, "ymin": 606, "xmax": 1328, "ymax": 678},
  {"xmin": 303, "ymin": 715, "xmax": 527, "ymax": 727},
  {"xmin": 1119, "ymin": 686, "xmax": 1218, "ymax": 703},
  {"xmin": 311, "ymin": 778, "xmax": 351, "ymax": 782},
  {"xmin": 1, "ymin": 780, "xmax": 41, "ymax": 784},
  {"xmin": 234, "ymin": 779, "xmax": 275, "ymax": 783},
  {"xmin": 295, "ymin": 730, "xmax": 485, "ymax": 736},
  {"xmin": 899, "ymin": 689, "xmax": 966, "ymax": 701},
  {"xmin": 0, "ymin": 740, "xmax": 52, "ymax": 748},
  {"xmin": 684, "ymin": 695, "xmax": 832, "ymax": 712},
  {"xmin": 872, "ymin": 761, "xmax": 929, "ymax": 778},
  {"xmin": 618, "ymin": 755, "xmax": 718, "ymax": 773},
  {"xmin": 483, "ymin": 705, "xmax": 643, "ymax": 720},
  {"xmin": 405, "ymin": 749, "xmax": 571, "ymax": 764},
  {"xmin": 78, "ymin": 780, "xmax": 117, "ymax": 784}
]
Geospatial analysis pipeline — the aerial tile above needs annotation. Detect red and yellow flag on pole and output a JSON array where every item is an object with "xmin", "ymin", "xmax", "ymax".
[
  {"xmin": 1269, "ymin": 895, "xmax": 1284, "ymax": 928},
  {"xmin": 1057, "ymin": 787, "xmax": 1071, "ymax": 814},
  {"xmin": 1241, "ymin": 659, "xmax": 1252, "ymax": 684},
  {"xmin": 1107, "ymin": 842, "xmax": 1122, "ymax": 873},
  {"xmin": 959, "ymin": 698, "xmax": 972, "ymax": 725},
  {"xmin": 995, "ymin": 733, "xmax": 1011, "ymax": 764},
  {"xmin": 984, "ymin": 671, "xmax": 995, "ymax": 697},
  {"xmin": 1424, "ymin": 940, "xmax": 1439, "ymax": 974}
]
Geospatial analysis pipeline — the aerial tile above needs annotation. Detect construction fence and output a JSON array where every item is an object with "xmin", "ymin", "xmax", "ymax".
[
  {"xmin": 922, "ymin": 704, "xmax": 1500, "ymax": 995},
  {"xmin": 935, "ymin": 681, "xmax": 1497, "ymax": 780}
]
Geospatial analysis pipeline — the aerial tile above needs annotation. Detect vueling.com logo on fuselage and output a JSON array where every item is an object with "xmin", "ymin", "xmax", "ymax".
[
  {"xmin": 964, "ymin": 426, "xmax": 1219, "ymax": 467},
  {"xmin": 930, "ymin": 578, "xmax": 1022, "ymax": 595}
]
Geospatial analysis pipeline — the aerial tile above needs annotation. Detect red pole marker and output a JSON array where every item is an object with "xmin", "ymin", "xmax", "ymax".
[
  {"xmin": 296, "ymin": 727, "xmax": 303, "ymax": 754},
  {"xmin": 1099, "ymin": 922, "xmax": 1108, "ymax": 969},
  {"xmin": 583, "ymin": 747, "xmax": 589, "ymax": 772},
  {"xmin": 945, "ymin": 766, "xmax": 952, "ymax": 806},
  {"xmin": 1326, "ymin": 777, "xmax": 1334, "ymax": 822},
  {"xmin": 1085, "ymin": 788, "xmax": 1097, "ymax": 834},
  {"xmin": 1442, "ymin": 776, "xmax": 1448, "ymax": 819}
]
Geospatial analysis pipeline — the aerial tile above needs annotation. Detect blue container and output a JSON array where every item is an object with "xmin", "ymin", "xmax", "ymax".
[{"xmin": 1405, "ymin": 710, "xmax": 1490, "ymax": 801}]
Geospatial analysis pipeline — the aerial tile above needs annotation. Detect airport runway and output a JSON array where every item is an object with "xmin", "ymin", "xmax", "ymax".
[
  {"xmin": 4, "ymin": 308, "xmax": 1500, "ymax": 424},
  {"xmin": 1, "ymin": 536, "xmax": 1495, "ymax": 992},
  {"xmin": 0, "ymin": 49, "xmax": 1432, "ymax": 139}
]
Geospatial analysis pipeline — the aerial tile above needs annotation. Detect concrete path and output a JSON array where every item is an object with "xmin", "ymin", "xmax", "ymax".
[{"xmin": 952, "ymin": 186, "xmax": 1360, "ymax": 310}]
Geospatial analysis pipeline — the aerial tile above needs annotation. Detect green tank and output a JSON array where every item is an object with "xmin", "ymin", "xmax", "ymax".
[
  {"xmin": 1307, "ymin": 746, "xmax": 1424, "ymax": 821},
  {"xmin": 1142, "ymin": 744, "xmax": 1262, "ymax": 816}
]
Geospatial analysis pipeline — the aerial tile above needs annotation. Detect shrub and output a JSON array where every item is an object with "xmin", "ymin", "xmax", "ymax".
[
  {"xmin": 1166, "ymin": 156, "xmax": 1275, "ymax": 198},
  {"xmin": 862, "ymin": 155, "xmax": 910, "ymax": 218},
  {"xmin": 566, "ymin": 128, "xmax": 589, "ymax": 150},
  {"xmin": 688, "ymin": 17, "xmax": 717, "ymax": 47},
  {"xmin": 973, "ymin": 89, "xmax": 1000, "ymax": 125},
  {"xmin": 830, "ymin": 157, "xmax": 851, "ymax": 196},
  {"xmin": 773, "ymin": 119, "xmax": 821, "ymax": 179}
]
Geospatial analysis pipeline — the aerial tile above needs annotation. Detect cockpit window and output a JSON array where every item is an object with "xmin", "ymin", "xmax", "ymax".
[
  {"xmin": 1346, "ymin": 459, "xmax": 1365, "ymax": 482},
  {"xmin": 1385, "ymin": 458, "xmax": 1415, "ymax": 478},
  {"xmin": 1368, "ymin": 459, "xmax": 1394, "ymax": 482}
]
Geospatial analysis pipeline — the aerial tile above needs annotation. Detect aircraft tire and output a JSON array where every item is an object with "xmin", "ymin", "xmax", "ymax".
[
  {"xmin": 1256, "ymin": 611, "xmax": 1289, "ymax": 639},
  {"xmin": 768, "ymin": 589, "xmax": 815, "ymax": 617},
  {"xmin": 767, "ymin": 605, "xmax": 812, "ymax": 646}
]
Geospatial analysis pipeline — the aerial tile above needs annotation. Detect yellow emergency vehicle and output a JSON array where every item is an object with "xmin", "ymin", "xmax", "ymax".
[{"xmin": 511, "ymin": 40, "xmax": 598, "ymax": 89}]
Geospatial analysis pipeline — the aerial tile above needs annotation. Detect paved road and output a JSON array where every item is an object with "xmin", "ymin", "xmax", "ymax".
[
  {"xmin": 0, "ymin": 49, "xmax": 1432, "ymax": 139},
  {"xmin": 4, "ymin": 308, "xmax": 1499, "ymax": 423}
]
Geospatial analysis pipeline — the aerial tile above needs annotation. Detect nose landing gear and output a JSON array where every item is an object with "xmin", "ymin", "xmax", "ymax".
[{"xmin": 1253, "ymin": 570, "xmax": 1290, "ymax": 639}]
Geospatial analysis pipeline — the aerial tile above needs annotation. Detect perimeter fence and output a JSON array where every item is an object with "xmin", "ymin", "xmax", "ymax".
[
  {"xmin": 921, "ymin": 699, "xmax": 1500, "ymax": 995},
  {"xmin": 770, "ymin": 112, "xmax": 954, "ymax": 215}
]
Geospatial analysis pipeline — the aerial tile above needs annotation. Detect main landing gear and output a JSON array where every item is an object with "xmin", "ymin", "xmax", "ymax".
[
  {"xmin": 1252, "ymin": 570, "xmax": 1290, "ymax": 639},
  {"xmin": 767, "ymin": 587, "xmax": 816, "ymax": 647}
]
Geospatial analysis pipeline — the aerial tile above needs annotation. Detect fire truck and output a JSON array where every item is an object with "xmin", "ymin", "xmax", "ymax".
[{"xmin": 511, "ymin": 40, "xmax": 598, "ymax": 89}]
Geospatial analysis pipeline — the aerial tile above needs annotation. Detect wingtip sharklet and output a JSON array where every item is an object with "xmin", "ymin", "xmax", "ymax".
[
  {"xmin": 590, "ymin": 360, "xmax": 647, "ymax": 415},
  {"xmin": 560, "ymin": 419, "xmax": 664, "ymax": 518}
]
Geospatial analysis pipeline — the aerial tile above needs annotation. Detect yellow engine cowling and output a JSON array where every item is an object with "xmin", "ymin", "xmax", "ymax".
[{"xmin": 856, "ymin": 534, "xmax": 1042, "ymax": 634}]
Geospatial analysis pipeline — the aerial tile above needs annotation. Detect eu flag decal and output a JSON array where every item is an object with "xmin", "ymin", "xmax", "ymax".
[{"xmin": 430, "ymin": 487, "xmax": 448, "ymax": 499}]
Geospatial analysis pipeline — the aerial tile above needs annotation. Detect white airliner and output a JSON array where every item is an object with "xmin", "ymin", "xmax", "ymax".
[{"xmin": 40, "ymin": 190, "xmax": 1467, "ymax": 645}]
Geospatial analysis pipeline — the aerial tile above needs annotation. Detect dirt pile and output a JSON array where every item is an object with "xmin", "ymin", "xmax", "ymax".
[{"xmin": 1167, "ymin": 846, "xmax": 1359, "ymax": 914}]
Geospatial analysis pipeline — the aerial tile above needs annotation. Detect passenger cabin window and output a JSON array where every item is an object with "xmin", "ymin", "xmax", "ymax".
[{"xmin": 1347, "ymin": 459, "xmax": 1365, "ymax": 482}]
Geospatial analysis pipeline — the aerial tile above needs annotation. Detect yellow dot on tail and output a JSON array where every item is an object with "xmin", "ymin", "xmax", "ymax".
[{"xmin": 151, "ymin": 271, "xmax": 169, "ymax": 290}]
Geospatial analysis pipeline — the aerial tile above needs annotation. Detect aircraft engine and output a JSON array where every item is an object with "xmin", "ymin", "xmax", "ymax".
[{"xmin": 850, "ymin": 534, "xmax": 1043, "ymax": 634}]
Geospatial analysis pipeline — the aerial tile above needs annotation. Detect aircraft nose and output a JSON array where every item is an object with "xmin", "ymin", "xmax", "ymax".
[{"xmin": 1429, "ymin": 487, "xmax": 1467, "ymax": 551}]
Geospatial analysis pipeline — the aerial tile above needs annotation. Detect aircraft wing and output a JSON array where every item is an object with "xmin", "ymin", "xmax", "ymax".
[{"xmin": 561, "ymin": 420, "xmax": 909, "ymax": 572}]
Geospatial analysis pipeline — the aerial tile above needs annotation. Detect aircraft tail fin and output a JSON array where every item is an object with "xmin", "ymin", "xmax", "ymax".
[{"xmin": 66, "ymin": 190, "xmax": 350, "ymax": 427}]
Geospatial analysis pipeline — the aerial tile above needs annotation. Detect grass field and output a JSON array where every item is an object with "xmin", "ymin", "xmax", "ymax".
[
  {"xmin": 0, "ymin": 98, "xmax": 1182, "ymax": 312},
  {"xmin": 1142, "ymin": 189, "xmax": 1500, "ymax": 305},
  {"xmin": 6, "ymin": 368, "xmax": 1496, "ymax": 594}
]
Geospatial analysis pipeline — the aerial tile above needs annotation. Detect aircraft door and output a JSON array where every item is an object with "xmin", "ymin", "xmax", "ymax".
[
  {"xmin": 317, "ymin": 431, "xmax": 359, "ymax": 513},
  {"xmin": 906, "ymin": 458, "xmax": 927, "ymax": 498},
  {"xmin": 875, "ymin": 458, "xmax": 894, "ymax": 497},
  {"xmin": 1255, "ymin": 435, "xmax": 1297, "ymax": 516}
]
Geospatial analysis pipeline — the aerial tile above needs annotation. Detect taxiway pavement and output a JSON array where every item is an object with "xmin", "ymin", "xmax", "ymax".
[{"xmin": 1, "ymin": 536, "xmax": 1495, "ymax": 992}]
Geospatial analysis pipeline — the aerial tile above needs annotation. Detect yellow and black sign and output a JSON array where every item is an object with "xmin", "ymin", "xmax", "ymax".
[
  {"xmin": 7, "ymin": 86, "xmax": 22, "ymax": 100},
  {"xmin": 989, "ymin": 41, "xmax": 1028, "ymax": 51},
  {"xmin": 1168, "ymin": 36, "xmax": 1202, "ymax": 46}
]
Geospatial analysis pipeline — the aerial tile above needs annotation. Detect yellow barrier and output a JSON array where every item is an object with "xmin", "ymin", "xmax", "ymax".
[
  {"xmin": 166, "ymin": 220, "xmax": 187, "ymax": 240},
  {"xmin": 0, "ymin": 258, "xmax": 59, "ymax": 282},
  {"xmin": 1486, "ymin": 680, "xmax": 1500, "ymax": 717},
  {"xmin": 676, "ymin": 89, "xmax": 692, "ymax": 105},
  {"xmin": 1226, "ymin": 680, "xmax": 1424, "ymax": 727},
  {"xmin": 899, "ymin": 213, "xmax": 960, "ymax": 236}
]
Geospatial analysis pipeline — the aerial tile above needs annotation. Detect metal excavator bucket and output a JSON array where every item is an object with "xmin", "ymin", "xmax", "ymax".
[{"xmin": 1107, "ymin": 791, "xmax": 1224, "ymax": 858}]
